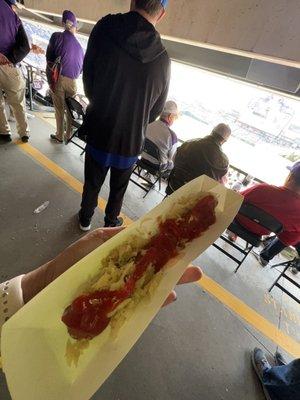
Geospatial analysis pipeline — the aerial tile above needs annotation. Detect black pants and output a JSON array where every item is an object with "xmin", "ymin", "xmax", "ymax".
[
  {"xmin": 261, "ymin": 237, "xmax": 300, "ymax": 262},
  {"xmin": 80, "ymin": 150, "xmax": 133, "ymax": 225}
]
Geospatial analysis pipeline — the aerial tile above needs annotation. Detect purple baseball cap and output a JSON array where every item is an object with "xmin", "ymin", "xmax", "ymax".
[
  {"xmin": 161, "ymin": 0, "xmax": 169, "ymax": 8},
  {"xmin": 62, "ymin": 10, "xmax": 78, "ymax": 27},
  {"xmin": 288, "ymin": 161, "xmax": 300, "ymax": 178}
]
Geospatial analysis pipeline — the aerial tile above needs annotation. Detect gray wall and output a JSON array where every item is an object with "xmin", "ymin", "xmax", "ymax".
[{"xmin": 23, "ymin": 0, "xmax": 300, "ymax": 66}]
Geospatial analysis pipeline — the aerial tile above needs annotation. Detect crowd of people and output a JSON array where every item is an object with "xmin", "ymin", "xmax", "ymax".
[{"xmin": 0, "ymin": 1, "xmax": 300, "ymax": 399}]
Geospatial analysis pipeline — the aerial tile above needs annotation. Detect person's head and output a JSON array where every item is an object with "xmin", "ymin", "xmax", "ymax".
[
  {"xmin": 160, "ymin": 101, "xmax": 179, "ymax": 126},
  {"xmin": 285, "ymin": 162, "xmax": 300, "ymax": 194},
  {"xmin": 130, "ymin": 0, "xmax": 168, "ymax": 26},
  {"xmin": 62, "ymin": 10, "xmax": 78, "ymax": 34},
  {"xmin": 211, "ymin": 123, "xmax": 231, "ymax": 145}
]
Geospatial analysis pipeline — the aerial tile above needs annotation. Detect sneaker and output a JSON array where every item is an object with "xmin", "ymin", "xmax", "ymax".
[
  {"xmin": 0, "ymin": 134, "xmax": 12, "ymax": 142},
  {"xmin": 50, "ymin": 134, "xmax": 63, "ymax": 143},
  {"xmin": 104, "ymin": 216, "xmax": 124, "ymax": 228},
  {"xmin": 251, "ymin": 348, "xmax": 272, "ymax": 400},
  {"xmin": 274, "ymin": 351, "xmax": 287, "ymax": 366},
  {"xmin": 291, "ymin": 258, "xmax": 300, "ymax": 275},
  {"xmin": 253, "ymin": 252, "xmax": 269, "ymax": 267},
  {"xmin": 21, "ymin": 135, "xmax": 29, "ymax": 143},
  {"xmin": 78, "ymin": 212, "xmax": 91, "ymax": 232}
]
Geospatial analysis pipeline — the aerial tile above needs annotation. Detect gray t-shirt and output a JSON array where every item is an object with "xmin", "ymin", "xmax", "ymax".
[{"xmin": 142, "ymin": 120, "xmax": 178, "ymax": 170}]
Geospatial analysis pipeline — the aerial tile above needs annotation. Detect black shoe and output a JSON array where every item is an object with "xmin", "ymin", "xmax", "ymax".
[
  {"xmin": 78, "ymin": 211, "xmax": 91, "ymax": 232},
  {"xmin": 251, "ymin": 348, "xmax": 272, "ymax": 400},
  {"xmin": 253, "ymin": 252, "xmax": 269, "ymax": 267},
  {"xmin": 21, "ymin": 135, "xmax": 29, "ymax": 143},
  {"xmin": 291, "ymin": 258, "xmax": 300, "ymax": 275},
  {"xmin": 50, "ymin": 134, "xmax": 63, "ymax": 143},
  {"xmin": 274, "ymin": 351, "xmax": 287, "ymax": 366},
  {"xmin": 0, "ymin": 134, "xmax": 12, "ymax": 142},
  {"xmin": 104, "ymin": 217, "xmax": 124, "ymax": 228}
]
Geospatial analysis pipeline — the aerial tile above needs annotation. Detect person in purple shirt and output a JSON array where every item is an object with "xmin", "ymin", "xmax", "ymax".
[
  {"xmin": 0, "ymin": 0, "xmax": 30, "ymax": 143},
  {"xmin": 46, "ymin": 10, "xmax": 84, "ymax": 143}
]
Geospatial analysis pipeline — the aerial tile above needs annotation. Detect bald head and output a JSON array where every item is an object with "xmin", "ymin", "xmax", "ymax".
[{"xmin": 211, "ymin": 123, "xmax": 231, "ymax": 144}]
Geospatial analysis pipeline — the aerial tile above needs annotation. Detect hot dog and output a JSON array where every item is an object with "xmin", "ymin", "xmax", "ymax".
[{"xmin": 62, "ymin": 194, "xmax": 218, "ymax": 342}]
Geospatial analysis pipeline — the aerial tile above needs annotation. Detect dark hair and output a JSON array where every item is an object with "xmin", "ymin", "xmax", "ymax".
[{"xmin": 134, "ymin": 0, "xmax": 163, "ymax": 16}]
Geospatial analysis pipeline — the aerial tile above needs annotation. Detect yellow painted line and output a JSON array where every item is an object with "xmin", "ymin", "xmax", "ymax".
[
  {"xmin": 16, "ymin": 142, "xmax": 132, "ymax": 226},
  {"xmin": 17, "ymin": 140, "xmax": 300, "ymax": 358},
  {"xmin": 198, "ymin": 275, "xmax": 300, "ymax": 358}
]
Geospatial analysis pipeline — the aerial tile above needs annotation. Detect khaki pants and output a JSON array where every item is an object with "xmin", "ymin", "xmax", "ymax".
[
  {"xmin": 0, "ymin": 65, "xmax": 29, "ymax": 138},
  {"xmin": 51, "ymin": 76, "xmax": 77, "ymax": 141}
]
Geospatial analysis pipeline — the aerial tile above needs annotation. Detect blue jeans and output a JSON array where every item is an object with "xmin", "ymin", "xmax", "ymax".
[
  {"xmin": 263, "ymin": 359, "xmax": 300, "ymax": 400},
  {"xmin": 260, "ymin": 238, "xmax": 286, "ymax": 262},
  {"xmin": 260, "ymin": 238, "xmax": 300, "ymax": 263}
]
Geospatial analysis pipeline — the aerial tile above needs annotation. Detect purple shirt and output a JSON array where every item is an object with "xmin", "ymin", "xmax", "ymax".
[
  {"xmin": 46, "ymin": 30, "xmax": 84, "ymax": 80},
  {"xmin": 0, "ymin": 0, "xmax": 21, "ymax": 57}
]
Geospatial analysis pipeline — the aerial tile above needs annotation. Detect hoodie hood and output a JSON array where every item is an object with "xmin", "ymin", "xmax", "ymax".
[{"xmin": 100, "ymin": 11, "xmax": 166, "ymax": 64}]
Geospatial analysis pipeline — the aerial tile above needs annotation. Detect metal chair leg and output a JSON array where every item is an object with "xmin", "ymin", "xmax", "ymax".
[
  {"xmin": 269, "ymin": 264, "xmax": 289, "ymax": 292},
  {"xmin": 142, "ymin": 177, "xmax": 160, "ymax": 198},
  {"xmin": 234, "ymin": 245, "xmax": 253, "ymax": 273}
]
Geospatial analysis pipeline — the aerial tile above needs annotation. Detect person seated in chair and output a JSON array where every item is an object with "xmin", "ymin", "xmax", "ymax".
[
  {"xmin": 252, "ymin": 347, "xmax": 300, "ymax": 400},
  {"xmin": 231, "ymin": 162, "xmax": 300, "ymax": 267},
  {"xmin": 167, "ymin": 123, "xmax": 231, "ymax": 194},
  {"xmin": 142, "ymin": 100, "xmax": 179, "ymax": 177}
]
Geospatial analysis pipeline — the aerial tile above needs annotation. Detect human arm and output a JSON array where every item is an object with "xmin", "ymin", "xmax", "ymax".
[
  {"xmin": 31, "ymin": 44, "xmax": 45, "ymax": 55},
  {"xmin": 22, "ymin": 228, "xmax": 202, "ymax": 305},
  {"xmin": 46, "ymin": 34, "xmax": 57, "ymax": 63},
  {"xmin": 1, "ymin": 228, "xmax": 202, "ymax": 330},
  {"xmin": 149, "ymin": 58, "xmax": 171, "ymax": 123},
  {"xmin": 83, "ymin": 21, "xmax": 103, "ymax": 100},
  {"xmin": 167, "ymin": 130, "xmax": 178, "ymax": 169},
  {"xmin": 7, "ymin": 23, "xmax": 30, "ymax": 65}
]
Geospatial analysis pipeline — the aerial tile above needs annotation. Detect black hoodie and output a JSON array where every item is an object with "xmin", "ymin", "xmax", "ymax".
[{"xmin": 80, "ymin": 11, "xmax": 171, "ymax": 158}]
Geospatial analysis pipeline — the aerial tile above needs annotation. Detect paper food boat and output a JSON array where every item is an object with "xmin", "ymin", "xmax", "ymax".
[{"xmin": 1, "ymin": 176, "xmax": 243, "ymax": 400}]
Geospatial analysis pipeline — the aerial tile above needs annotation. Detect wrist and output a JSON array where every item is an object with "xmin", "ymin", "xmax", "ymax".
[{"xmin": 0, "ymin": 275, "xmax": 25, "ymax": 330}]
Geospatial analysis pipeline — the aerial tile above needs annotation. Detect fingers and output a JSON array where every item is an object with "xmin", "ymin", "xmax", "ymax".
[
  {"xmin": 161, "ymin": 266, "xmax": 203, "ymax": 308},
  {"xmin": 91, "ymin": 227, "xmax": 125, "ymax": 243},
  {"xmin": 177, "ymin": 265, "xmax": 203, "ymax": 285},
  {"xmin": 162, "ymin": 290, "xmax": 177, "ymax": 307}
]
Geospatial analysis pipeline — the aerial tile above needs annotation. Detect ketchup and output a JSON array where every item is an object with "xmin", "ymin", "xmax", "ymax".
[{"xmin": 62, "ymin": 195, "xmax": 217, "ymax": 340}]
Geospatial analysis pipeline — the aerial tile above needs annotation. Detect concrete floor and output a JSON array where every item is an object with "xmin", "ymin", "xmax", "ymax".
[{"xmin": 0, "ymin": 113, "xmax": 299, "ymax": 400}]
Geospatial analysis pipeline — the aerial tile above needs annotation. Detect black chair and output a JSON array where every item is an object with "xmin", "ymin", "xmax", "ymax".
[
  {"xmin": 130, "ymin": 139, "xmax": 164, "ymax": 198},
  {"xmin": 213, "ymin": 202, "xmax": 283, "ymax": 273},
  {"xmin": 269, "ymin": 257, "xmax": 300, "ymax": 304},
  {"xmin": 269, "ymin": 243, "xmax": 300, "ymax": 304},
  {"xmin": 65, "ymin": 96, "xmax": 87, "ymax": 153}
]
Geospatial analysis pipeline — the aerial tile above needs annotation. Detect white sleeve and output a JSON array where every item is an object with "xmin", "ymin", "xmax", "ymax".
[{"xmin": 0, "ymin": 275, "xmax": 25, "ymax": 331}]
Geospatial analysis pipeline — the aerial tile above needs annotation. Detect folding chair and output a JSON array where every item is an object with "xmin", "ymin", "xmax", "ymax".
[
  {"xmin": 213, "ymin": 202, "xmax": 283, "ymax": 273},
  {"xmin": 269, "ymin": 257, "xmax": 300, "ymax": 304},
  {"xmin": 65, "ymin": 96, "xmax": 87, "ymax": 154},
  {"xmin": 130, "ymin": 139, "xmax": 164, "ymax": 198}
]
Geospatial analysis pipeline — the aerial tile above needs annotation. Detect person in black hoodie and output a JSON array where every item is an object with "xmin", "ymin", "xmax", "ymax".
[{"xmin": 78, "ymin": 0, "xmax": 171, "ymax": 230}]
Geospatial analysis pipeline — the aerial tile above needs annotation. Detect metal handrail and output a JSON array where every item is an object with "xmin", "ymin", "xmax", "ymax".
[{"xmin": 21, "ymin": 61, "xmax": 48, "ymax": 110}]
